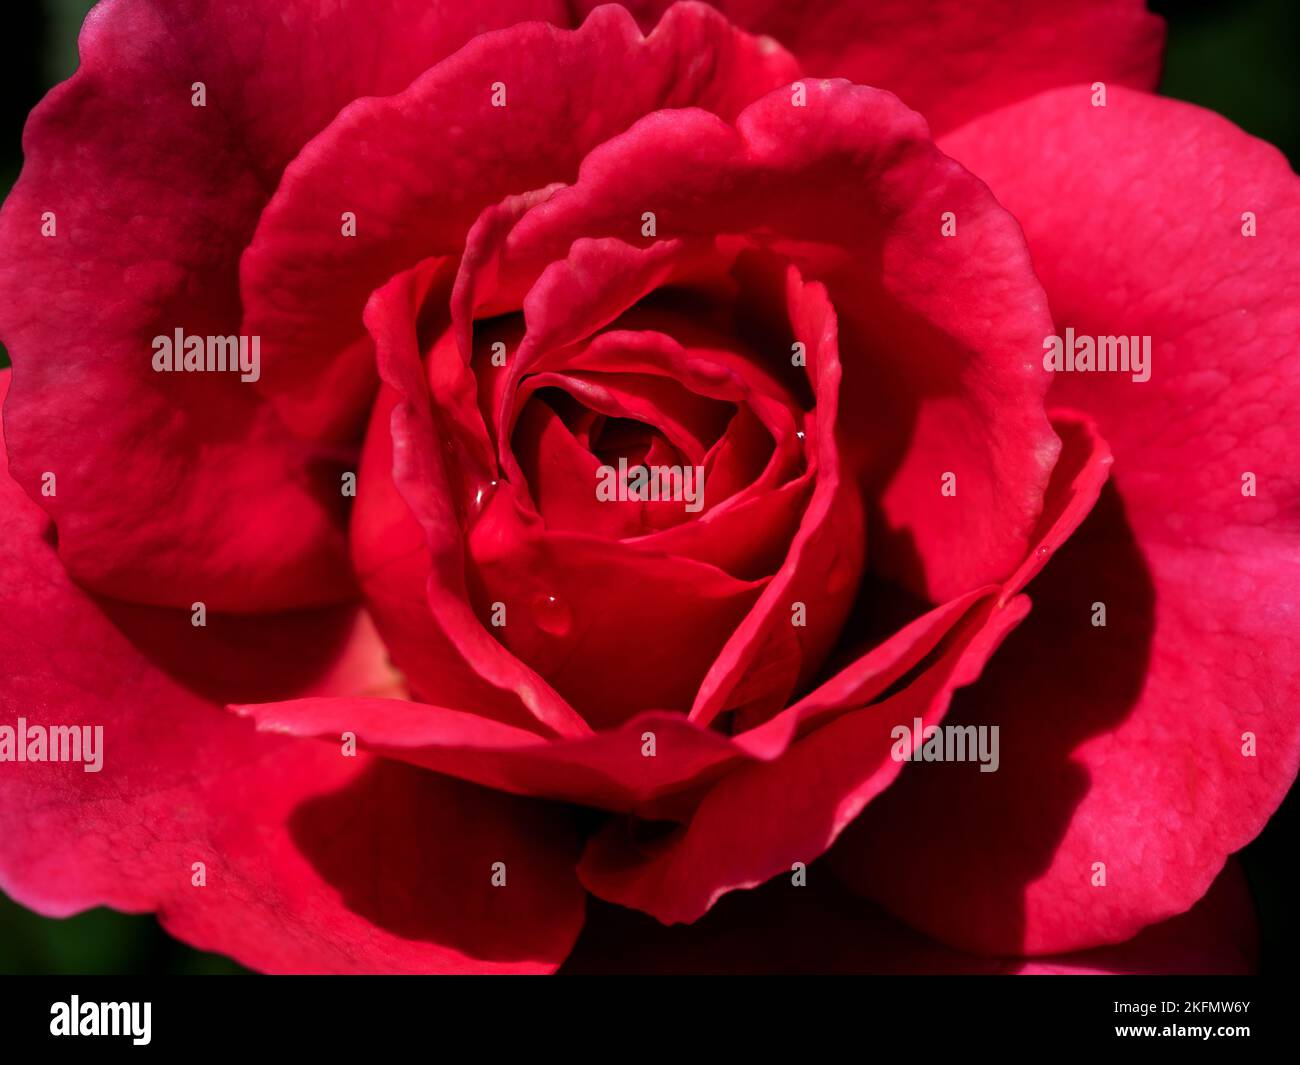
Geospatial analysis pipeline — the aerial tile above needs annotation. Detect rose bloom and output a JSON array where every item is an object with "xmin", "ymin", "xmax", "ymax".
[{"xmin": 0, "ymin": 0, "xmax": 1295, "ymax": 975}]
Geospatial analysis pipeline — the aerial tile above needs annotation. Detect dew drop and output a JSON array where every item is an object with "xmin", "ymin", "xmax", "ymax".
[
  {"xmin": 531, "ymin": 593, "xmax": 573, "ymax": 637},
  {"xmin": 472, "ymin": 479, "xmax": 499, "ymax": 512}
]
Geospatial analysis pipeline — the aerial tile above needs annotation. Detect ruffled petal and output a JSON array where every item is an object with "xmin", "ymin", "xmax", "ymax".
[
  {"xmin": 836, "ymin": 87, "xmax": 1300, "ymax": 954},
  {"xmin": 571, "ymin": 1, "xmax": 1165, "ymax": 133},
  {"xmin": 0, "ymin": 0, "xmax": 564, "ymax": 610},
  {"xmin": 0, "ymin": 370, "xmax": 585, "ymax": 973}
]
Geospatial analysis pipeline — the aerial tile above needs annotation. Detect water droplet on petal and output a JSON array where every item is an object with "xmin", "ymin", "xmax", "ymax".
[
  {"xmin": 473, "ymin": 479, "xmax": 499, "ymax": 512},
  {"xmin": 531, "ymin": 593, "xmax": 573, "ymax": 637}
]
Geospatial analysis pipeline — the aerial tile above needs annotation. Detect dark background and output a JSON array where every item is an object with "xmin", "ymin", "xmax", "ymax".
[{"xmin": 0, "ymin": 0, "xmax": 1296, "ymax": 974}]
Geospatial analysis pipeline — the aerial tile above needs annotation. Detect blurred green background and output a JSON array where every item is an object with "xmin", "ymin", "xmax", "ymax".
[{"xmin": 0, "ymin": 0, "xmax": 1296, "ymax": 974}]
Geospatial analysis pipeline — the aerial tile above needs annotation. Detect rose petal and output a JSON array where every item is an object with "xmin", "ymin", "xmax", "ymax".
[
  {"xmin": 576, "ymin": 592, "xmax": 1029, "ymax": 922},
  {"xmin": 572, "ymin": 0, "xmax": 1165, "ymax": 133},
  {"xmin": 0, "ymin": 0, "xmax": 563, "ymax": 611},
  {"xmin": 351, "ymin": 381, "xmax": 556, "ymax": 730},
  {"xmin": 236, "ymin": 700, "xmax": 745, "ymax": 821},
  {"xmin": 560, "ymin": 858, "xmax": 1254, "ymax": 975},
  {"xmin": 233, "ymin": 581, "xmax": 1006, "ymax": 822},
  {"xmin": 240, "ymin": 3, "xmax": 799, "ymax": 442},
  {"xmin": 490, "ymin": 80, "xmax": 1061, "ymax": 600},
  {"xmin": 369, "ymin": 261, "xmax": 782, "ymax": 729},
  {"xmin": 835, "ymin": 86, "xmax": 1300, "ymax": 956},
  {"xmin": 0, "ymin": 370, "xmax": 584, "ymax": 973},
  {"xmin": 571, "ymin": 411, "xmax": 1111, "ymax": 921},
  {"xmin": 465, "ymin": 505, "xmax": 767, "ymax": 726},
  {"xmin": 366, "ymin": 265, "xmax": 593, "ymax": 737},
  {"xmin": 688, "ymin": 269, "xmax": 863, "ymax": 727},
  {"xmin": 511, "ymin": 397, "xmax": 648, "ymax": 539}
]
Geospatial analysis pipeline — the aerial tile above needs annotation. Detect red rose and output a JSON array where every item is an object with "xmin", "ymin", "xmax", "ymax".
[{"xmin": 0, "ymin": 0, "xmax": 1294, "ymax": 974}]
